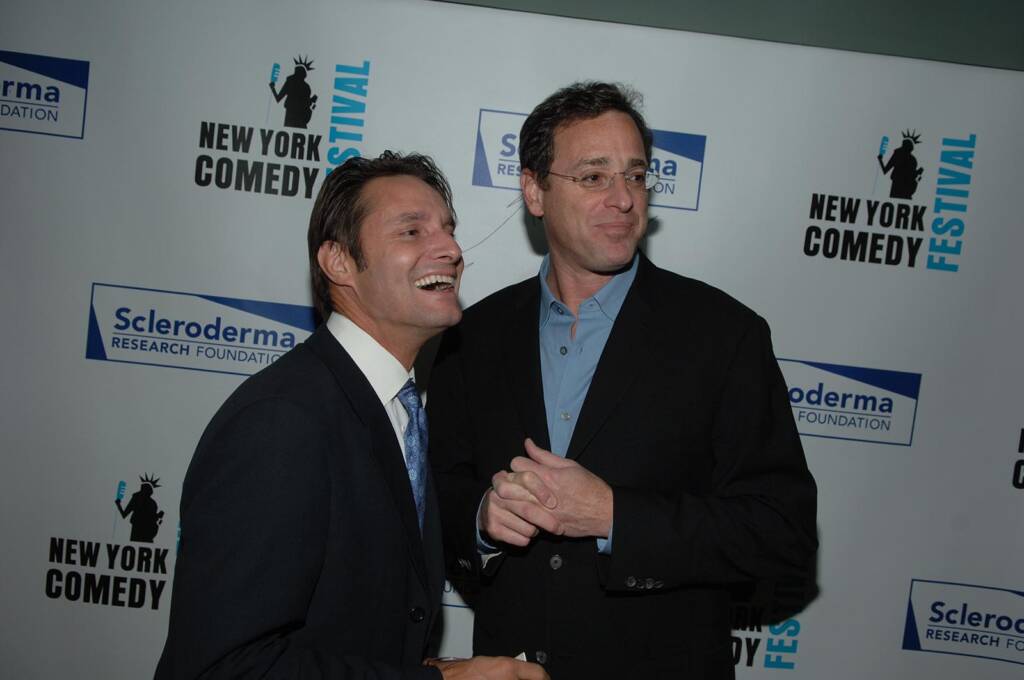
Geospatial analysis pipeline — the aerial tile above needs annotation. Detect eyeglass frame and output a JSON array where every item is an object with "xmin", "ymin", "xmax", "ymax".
[{"xmin": 545, "ymin": 168, "xmax": 660, "ymax": 192}]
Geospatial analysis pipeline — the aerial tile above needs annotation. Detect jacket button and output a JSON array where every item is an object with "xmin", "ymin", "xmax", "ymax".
[
  {"xmin": 625, "ymin": 576, "xmax": 637, "ymax": 588},
  {"xmin": 535, "ymin": 650, "xmax": 548, "ymax": 664},
  {"xmin": 549, "ymin": 554, "xmax": 563, "ymax": 570},
  {"xmin": 408, "ymin": 606, "xmax": 425, "ymax": 623}
]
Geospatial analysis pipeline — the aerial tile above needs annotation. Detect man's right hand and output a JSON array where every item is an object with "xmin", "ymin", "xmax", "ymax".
[
  {"xmin": 479, "ymin": 470, "xmax": 561, "ymax": 547},
  {"xmin": 429, "ymin": 656, "xmax": 550, "ymax": 680}
]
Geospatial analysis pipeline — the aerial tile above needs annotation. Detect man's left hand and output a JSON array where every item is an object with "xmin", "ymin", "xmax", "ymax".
[{"xmin": 509, "ymin": 438, "xmax": 613, "ymax": 538}]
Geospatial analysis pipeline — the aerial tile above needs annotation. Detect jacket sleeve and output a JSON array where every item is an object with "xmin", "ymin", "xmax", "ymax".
[
  {"xmin": 427, "ymin": 327, "xmax": 494, "ymax": 576},
  {"xmin": 155, "ymin": 397, "xmax": 441, "ymax": 680},
  {"xmin": 600, "ymin": 315, "xmax": 818, "ymax": 594}
]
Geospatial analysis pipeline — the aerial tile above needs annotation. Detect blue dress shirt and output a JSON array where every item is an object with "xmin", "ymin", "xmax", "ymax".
[
  {"xmin": 477, "ymin": 254, "xmax": 639, "ymax": 556},
  {"xmin": 537, "ymin": 253, "xmax": 638, "ymax": 553}
]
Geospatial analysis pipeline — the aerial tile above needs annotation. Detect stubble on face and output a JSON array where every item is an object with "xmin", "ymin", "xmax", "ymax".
[
  {"xmin": 522, "ymin": 111, "xmax": 648, "ymax": 305},
  {"xmin": 340, "ymin": 175, "xmax": 463, "ymax": 363}
]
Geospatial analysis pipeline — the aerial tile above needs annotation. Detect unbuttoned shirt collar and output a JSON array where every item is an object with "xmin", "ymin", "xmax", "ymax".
[
  {"xmin": 538, "ymin": 253, "xmax": 638, "ymax": 329},
  {"xmin": 537, "ymin": 252, "xmax": 638, "ymax": 459},
  {"xmin": 325, "ymin": 312, "xmax": 415, "ymax": 409}
]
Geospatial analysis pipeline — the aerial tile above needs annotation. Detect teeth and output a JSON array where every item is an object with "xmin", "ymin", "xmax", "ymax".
[{"xmin": 414, "ymin": 274, "xmax": 456, "ymax": 289}]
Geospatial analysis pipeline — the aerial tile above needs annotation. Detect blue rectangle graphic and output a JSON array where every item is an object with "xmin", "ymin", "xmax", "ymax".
[
  {"xmin": 86, "ymin": 283, "xmax": 316, "ymax": 377},
  {"xmin": 903, "ymin": 579, "xmax": 1024, "ymax": 666},
  {"xmin": 0, "ymin": 49, "xmax": 89, "ymax": 139},
  {"xmin": 778, "ymin": 358, "xmax": 921, "ymax": 446}
]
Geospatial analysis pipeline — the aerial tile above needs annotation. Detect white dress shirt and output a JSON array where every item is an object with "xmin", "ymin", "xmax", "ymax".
[{"xmin": 326, "ymin": 313, "xmax": 418, "ymax": 461}]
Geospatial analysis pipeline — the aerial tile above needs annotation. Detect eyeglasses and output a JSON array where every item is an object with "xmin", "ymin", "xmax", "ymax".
[{"xmin": 546, "ymin": 169, "xmax": 660, "ymax": 192}]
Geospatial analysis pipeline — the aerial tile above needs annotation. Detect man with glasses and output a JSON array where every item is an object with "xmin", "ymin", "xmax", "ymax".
[{"xmin": 429, "ymin": 82, "xmax": 817, "ymax": 679}]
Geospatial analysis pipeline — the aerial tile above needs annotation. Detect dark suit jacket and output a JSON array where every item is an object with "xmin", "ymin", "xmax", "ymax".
[
  {"xmin": 428, "ymin": 254, "xmax": 817, "ymax": 680},
  {"xmin": 156, "ymin": 325, "xmax": 445, "ymax": 679}
]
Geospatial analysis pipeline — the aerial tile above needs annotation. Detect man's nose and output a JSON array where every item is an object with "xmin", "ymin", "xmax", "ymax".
[
  {"xmin": 604, "ymin": 174, "xmax": 635, "ymax": 212},
  {"xmin": 432, "ymin": 229, "xmax": 462, "ymax": 262}
]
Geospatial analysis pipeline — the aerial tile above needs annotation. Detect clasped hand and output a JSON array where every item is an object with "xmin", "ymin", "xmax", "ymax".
[
  {"xmin": 479, "ymin": 438, "xmax": 613, "ymax": 547},
  {"xmin": 427, "ymin": 655, "xmax": 549, "ymax": 680}
]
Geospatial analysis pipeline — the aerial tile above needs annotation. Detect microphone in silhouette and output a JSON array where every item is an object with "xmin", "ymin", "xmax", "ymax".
[
  {"xmin": 873, "ymin": 135, "xmax": 889, "ymax": 195},
  {"xmin": 112, "ymin": 480, "xmax": 126, "ymax": 540},
  {"xmin": 265, "ymin": 62, "xmax": 281, "ymax": 126}
]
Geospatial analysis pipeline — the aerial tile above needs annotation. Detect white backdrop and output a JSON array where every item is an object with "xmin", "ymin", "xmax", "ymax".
[{"xmin": 1, "ymin": 1, "xmax": 1022, "ymax": 677}]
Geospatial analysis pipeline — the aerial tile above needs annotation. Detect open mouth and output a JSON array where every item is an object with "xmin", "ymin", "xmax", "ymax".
[{"xmin": 414, "ymin": 274, "xmax": 456, "ymax": 292}]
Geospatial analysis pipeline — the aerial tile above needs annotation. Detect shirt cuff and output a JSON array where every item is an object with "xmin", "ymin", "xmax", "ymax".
[
  {"xmin": 476, "ymin": 491, "xmax": 501, "ymax": 557},
  {"xmin": 596, "ymin": 520, "xmax": 613, "ymax": 554}
]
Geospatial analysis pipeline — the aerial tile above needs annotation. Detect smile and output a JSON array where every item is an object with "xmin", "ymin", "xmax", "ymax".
[{"xmin": 413, "ymin": 274, "xmax": 457, "ymax": 291}]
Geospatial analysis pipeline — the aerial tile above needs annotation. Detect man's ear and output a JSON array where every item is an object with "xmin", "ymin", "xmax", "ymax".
[
  {"xmin": 316, "ymin": 241, "xmax": 357, "ymax": 288},
  {"xmin": 521, "ymin": 169, "xmax": 545, "ymax": 218}
]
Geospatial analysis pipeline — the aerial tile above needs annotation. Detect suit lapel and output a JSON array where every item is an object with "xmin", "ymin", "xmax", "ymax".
[
  {"xmin": 502, "ymin": 280, "xmax": 551, "ymax": 451},
  {"xmin": 566, "ymin": 255, "xmax": 656, "ymax": 460},
  {"xmin": 307, "ymin": 326, "xmax": 430, "ymax": 592}
]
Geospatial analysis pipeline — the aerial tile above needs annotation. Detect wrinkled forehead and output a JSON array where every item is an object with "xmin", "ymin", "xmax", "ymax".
[
  {"xmin": 551, "ymin": 112, "xmax": 648, "ymax": 170},
  {"xmin": 360, "ymin": 175, "xmax": 454, "ymax": 227}
]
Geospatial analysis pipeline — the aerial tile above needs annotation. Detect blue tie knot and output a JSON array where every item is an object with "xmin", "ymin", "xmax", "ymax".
[{"xmin": 397, "ymin": 379, "xmax": 422, "ymax": 417}]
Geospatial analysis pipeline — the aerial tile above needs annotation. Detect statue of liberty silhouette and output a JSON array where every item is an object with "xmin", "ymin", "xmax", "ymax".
[
  {"xmin": 877, "ymin": 129, "xmax": 923, "ymax": 199},
  {"xmin": 115, "ymin": 474, "xmax": 165, "ymax": 543},
  {"xmin": 269, "ymin": 55, "xmax": 318, "ymax": 129}
]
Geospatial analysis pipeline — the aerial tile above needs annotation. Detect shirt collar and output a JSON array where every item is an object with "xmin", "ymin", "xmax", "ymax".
[
  {"xmin": 325, "ymin": 312, "xmax": 414, "ymax": 406},
  {"xmin": 538, "ymin": 252, "xmax": 639, "ymax": 327}
]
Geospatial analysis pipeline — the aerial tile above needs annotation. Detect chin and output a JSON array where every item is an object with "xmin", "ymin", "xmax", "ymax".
[
  {"xmin": 598, "ymin": 249, "xmax": 637, "ymax": 271},
  {"xmin": 428, "ymin": 306, "xmax": 463, "ymax": 330}
]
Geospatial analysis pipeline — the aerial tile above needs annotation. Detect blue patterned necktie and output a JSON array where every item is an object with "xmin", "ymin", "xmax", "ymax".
[{"xmin": 396, "ymin": 379, "xmax": 427, "ymax": 532}]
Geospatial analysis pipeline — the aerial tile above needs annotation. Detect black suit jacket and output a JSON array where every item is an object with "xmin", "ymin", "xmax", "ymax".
[
  {"xmin": 428, "ymin": 254, "xmax": 817, "ymax": 680},
  {"xmin": 156, "ymin": 326, "xmax": 445, "ymax": 679}
]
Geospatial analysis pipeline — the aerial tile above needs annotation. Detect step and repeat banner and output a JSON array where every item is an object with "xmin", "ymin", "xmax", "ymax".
[{"xmin": 1, "ymin": 1, "xmax": 1022, "ymax": 677}]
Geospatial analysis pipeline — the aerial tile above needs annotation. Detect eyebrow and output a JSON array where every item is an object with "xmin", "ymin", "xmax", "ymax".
[
  {"xmin": 393, "ymin": 211, "xmax": 428, "ymax": 224},
  {"xmin": 571, "ymin": 156, "xmax": 648, "ymax": 171},
  {"xmin": 391, "ymin": 211, "xmax": 457, "ymax": 230}
]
